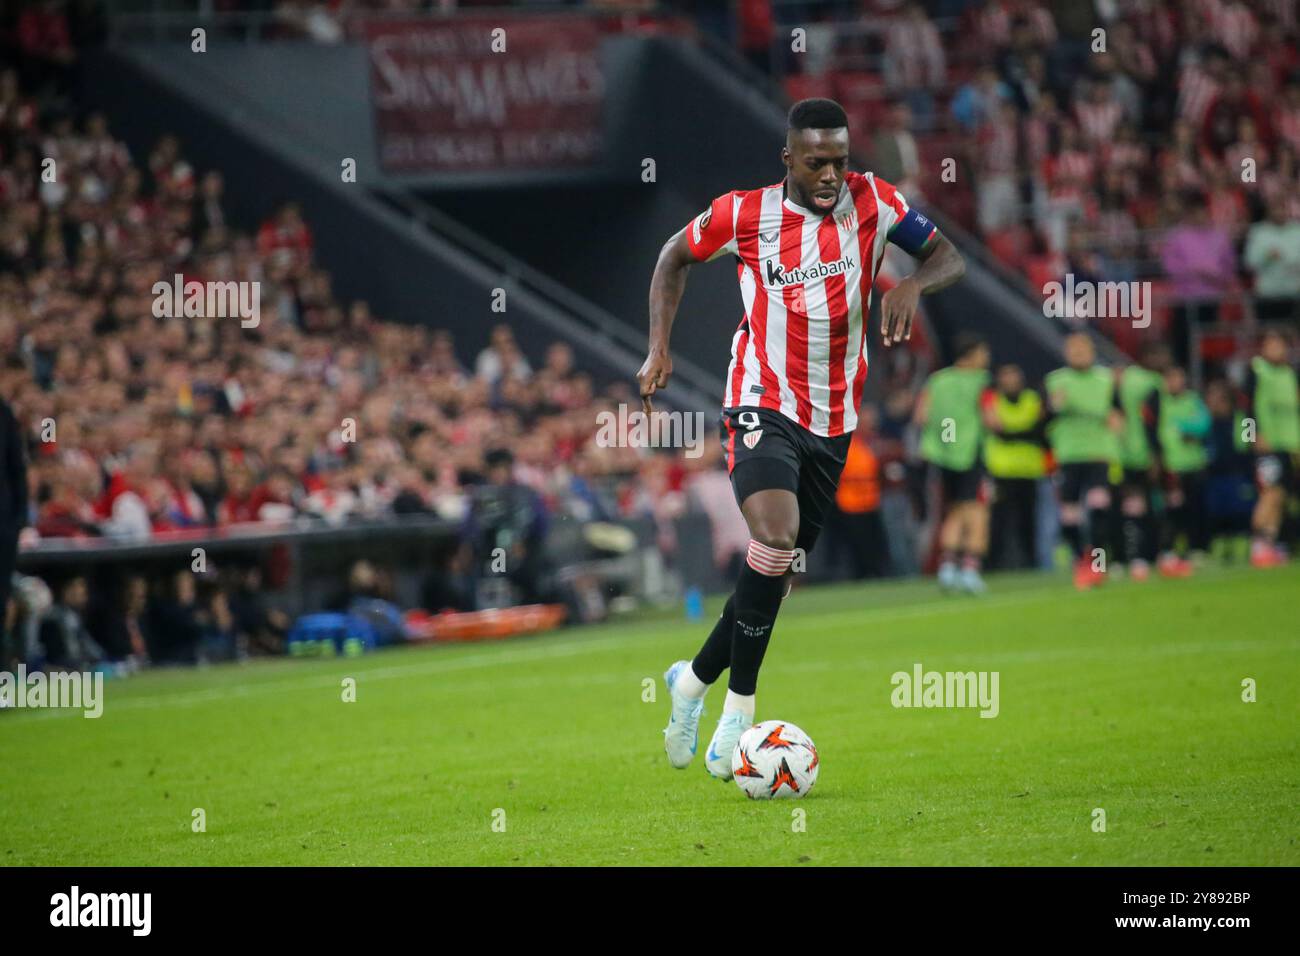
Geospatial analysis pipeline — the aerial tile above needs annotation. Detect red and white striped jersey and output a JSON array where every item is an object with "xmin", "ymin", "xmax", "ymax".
[{"xmin": 686, "ymin": 171, "xmax": 928, "ymax": 438}]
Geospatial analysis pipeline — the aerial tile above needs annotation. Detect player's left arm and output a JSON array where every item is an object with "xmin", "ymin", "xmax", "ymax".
[
  {"xmin": 879, "ymin": 213, "xmax": 966, "ymax": 348},
  {"xmin": 912, "ymin": 388, "xmax": 930, "ymax": 427}
]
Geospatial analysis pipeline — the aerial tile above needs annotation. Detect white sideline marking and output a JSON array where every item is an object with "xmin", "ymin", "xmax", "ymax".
[
  {"xmin": 9, "ymin": 590, "xmax": 1061, "ymax": 720},
  {"xmin": 9, "ymin": 575, "xmax": 1288, "ymax": 721}
]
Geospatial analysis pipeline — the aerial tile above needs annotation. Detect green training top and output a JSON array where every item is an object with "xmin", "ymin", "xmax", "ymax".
[
  {"xmin": 1251, "ymin": 357, "xmax": 1300, "ymax": 453},
  {"xmin": 1045, "ymin": 365, "xmax": 1120, "ymax": 464},
  {"xmin": 920, "ymin": 366, "xmax": 990, "ymax": 471}
]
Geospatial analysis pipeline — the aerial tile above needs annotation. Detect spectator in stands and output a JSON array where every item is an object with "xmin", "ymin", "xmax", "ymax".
[
  {"xmin": 15, "ymin": 0, "xmax": 78, "ymax": 93},
  {"xmin": 951, "ymin": 66, "xmax": 1009, "ymax": 133},
  {"xmin": 147, "ymin": 570, "xmax": 203, "ymax": 665},
  {"xmin": 883, "ymin": 2, "xmax": 946, "ymax": 130},
  {"xmin": 475, "ymin": 323, "xmax": 532, "ymax": 385},
  {"xmin": 974, "ymin": 100, "xmax": 1021, "ymax": 234},
  {"xmin": 91, "ymin": 574, "xmax": 150, "ymax": 665},
  {"xmin": 194, "ymin": 170, "xmax": 226, "ymax": 236},
  {"xmin": 38, "ymin": 575, "xmax": 105, "ymax": 670},
  {"xmin": 196, "ymin": 578, "xmax": 241, "ymax": 662},
  {"xmin": 870, "ymin": 101, "xmax": 922, "ymax": 198},
  {"xmin": 1202, "ymin": 75, "xmax": 1274, "ymax": 163},
  {"xmin": 257, "ymin": 200, "xmax": 314, "ymax": 272},
  {"xmin": 1159, "ymin": 192, "xmax": 1237, "ymax": 366},
  {"xmin": 227, "ymin": 564, "xmax": 290, "ymax": 656},
  {"xmin": 736, "ymin": 0, "xmax": 775, "ymax": 75},
  {"xmin": 1244, "ymin": 202, "xmax": 1300, "ymax": 325}
]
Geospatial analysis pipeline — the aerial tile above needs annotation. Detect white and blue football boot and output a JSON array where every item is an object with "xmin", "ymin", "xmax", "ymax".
[
  {"xmin": 663, "ymin": 660, "xmax": 705, "ymax": 769},
  {"xmin": 704, "ymin": 710, "xmax": 753, "ymax": 780},
  {"xmin": 957, "ymin": 567, "xmax": 987, "ymax": 595}
]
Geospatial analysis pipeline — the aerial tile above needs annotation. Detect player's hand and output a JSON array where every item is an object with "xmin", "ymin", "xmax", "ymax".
[
  {"xmin": 879, "ymin": 277, "xmax": 920, "ymax": 348},
  {"xmin": 637, "ymin": 348, "xmax": 673, "ymax": 415}
]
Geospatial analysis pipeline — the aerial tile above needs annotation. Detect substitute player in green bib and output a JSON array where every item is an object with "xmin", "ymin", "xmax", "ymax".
[
  {"xmin": 1244, "ymin": 331, "xmax": 1299, "ymax": 568},
  {"xmin": 1045, "ymin": 333, "xmax": 1122, "ymax": 590},
  {"xmin": 1156, "ymin": 365, "xmax": 1210, "ymax": 576},
  {"xmin": 1116, "ymin": 343, "xmax": 1171, "ymax": 581},
  {"xmin": 916, "ymin": 334, "xmax": 993, "ymax": 593}
]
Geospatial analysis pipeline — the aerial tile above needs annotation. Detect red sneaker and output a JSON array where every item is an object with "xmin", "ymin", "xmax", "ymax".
[
  {"xmin": 1073, "ymin": 558, "xmax": 1097, "ymax": 590},
  {"xmin": 1130, "ymin": 560, "xmax": 1151, "ymax": 582},
  {"xmin": 1157, "ymin": 555, "xmax": 1194, "ymax": 578},
  {"xmin": 1251, "ymin": 546, "xmax": 1286, "ymax": 569}
]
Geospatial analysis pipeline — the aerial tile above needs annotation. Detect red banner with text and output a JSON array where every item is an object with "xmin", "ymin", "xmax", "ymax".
[{"xmin": 363, "ymin": 17, "xmax": 605, "ymax": 173}]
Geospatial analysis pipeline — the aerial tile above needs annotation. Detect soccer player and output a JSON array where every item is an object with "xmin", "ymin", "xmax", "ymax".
[
  {"xmin": 639, "ymin": 98, "xmax": 965, "ymax": 778},
  {"xmin": 984, "ymin": 362, "xmax": 1047, "ymax": 571},
  {"xmin": 914, "ymin": 333, "xmax": 993, "ymax": 593},
  {"xmin": 1045, "ymin": 333, "xmax": 1123, "ymax": 591},
  {"xmin": 1115, "ymin": 343, "xmax": 1171, "ymax": 581},
  {"xmin": 1155, "ymin": 365, "xmax": 1210, "ymax": 576},
  {"xmin": 1245, "ymin": 330, "xmax": 1299, "ymax": 568}
]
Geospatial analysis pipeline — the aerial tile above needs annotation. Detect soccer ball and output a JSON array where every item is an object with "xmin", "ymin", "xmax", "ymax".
[{"xmin": 731, "ymin": 720, "xmax": 819, "ymax": 799}]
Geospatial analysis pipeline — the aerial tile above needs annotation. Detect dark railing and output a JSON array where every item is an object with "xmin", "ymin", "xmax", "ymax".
[{"xmin": 105, "ymin": 4, "xmax": 681, "ymax": 44}]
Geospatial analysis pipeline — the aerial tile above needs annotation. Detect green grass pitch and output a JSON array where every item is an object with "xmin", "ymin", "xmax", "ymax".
[{"xmin": 2, "ymin": 565, "xmax": 1297, "ymax": 866}]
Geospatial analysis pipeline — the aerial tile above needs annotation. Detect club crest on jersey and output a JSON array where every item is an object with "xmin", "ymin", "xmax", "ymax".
[
  {"xmin": 743, "ymin": 429, "xmax": 763, "ymax": 449},
  {"xmin": 837, "ymin": 210, "xmax": 857, "ymax": 232}
]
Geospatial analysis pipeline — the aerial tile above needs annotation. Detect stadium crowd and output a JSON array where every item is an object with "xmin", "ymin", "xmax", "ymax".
[
  {"xmin": 0, "ymin": 52, "xmax": 731, "ymax": 669},
  {"xmin": 736, "ymin": 0, "xmax": 1300, "ymax": 364}
]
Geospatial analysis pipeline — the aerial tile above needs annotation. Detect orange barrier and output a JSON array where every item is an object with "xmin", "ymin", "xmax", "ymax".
[{"xmin": 403, "ymin": 604, "xmax": 568, "ymax": 643}]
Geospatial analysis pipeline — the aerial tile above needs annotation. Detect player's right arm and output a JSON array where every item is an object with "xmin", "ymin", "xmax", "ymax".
[
  {"xmin": 640, "ymin": 194, "xmax": 739, "ymax": 414},
  {"xmin": 911, "ymin": 387, "xmax": 930, "ymax": 427}
]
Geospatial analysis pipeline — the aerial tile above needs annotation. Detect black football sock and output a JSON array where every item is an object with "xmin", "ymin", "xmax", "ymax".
[
  {"xmin": 1143, "ymin": 512, "xmax": 1159, "ymax": 563},
  {"xmin": 1061, "ymin": 521, "xmax": 1083, "ymax": 558},
  {"xmin": 1087, "ymin": 508, "xmax": 1111, "ymax": 564},
  {"xmin": 1121, "ymin": 515, "xmax": 1143, "ymax": 564},
  {"xmin": 728, "ymin": 563, "xmax": 788, "ymax": 697},
  {"xmin": 690, "ymin": 594, "xmax": 734, "ymax": 686}
]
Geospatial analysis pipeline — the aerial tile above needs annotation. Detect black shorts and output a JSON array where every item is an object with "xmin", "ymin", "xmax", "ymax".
[
  {"xmin": 1120, "ymin": 468, "xmax": 1151, "ymax": 493},
  {"xmin": 720, "ymin": 406, "xmax": 851, "ymax": 555},
  {"xmin": 934, "ymin": 464, "xmax": 986, "ymax": 504},
  {"xmin": 1255, "ymin": 452, "xmax": 1296, "ymax": 490},
  {"xmin": 1056, "ymin": 462, "xmax": 1111, "ymax": 502}
]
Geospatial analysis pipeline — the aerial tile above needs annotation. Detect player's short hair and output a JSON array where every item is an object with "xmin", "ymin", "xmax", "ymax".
[
  {"xmin": 788, "ymin": 98, "xmax": 849, "ymax": 132},
  {"xmin": 952, "ymin": 332, "xmax": 987, "ymax": 361},
  {"xmin": 1138, "ymin": 341, "xmax": 1171, "ymax": 365}
]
